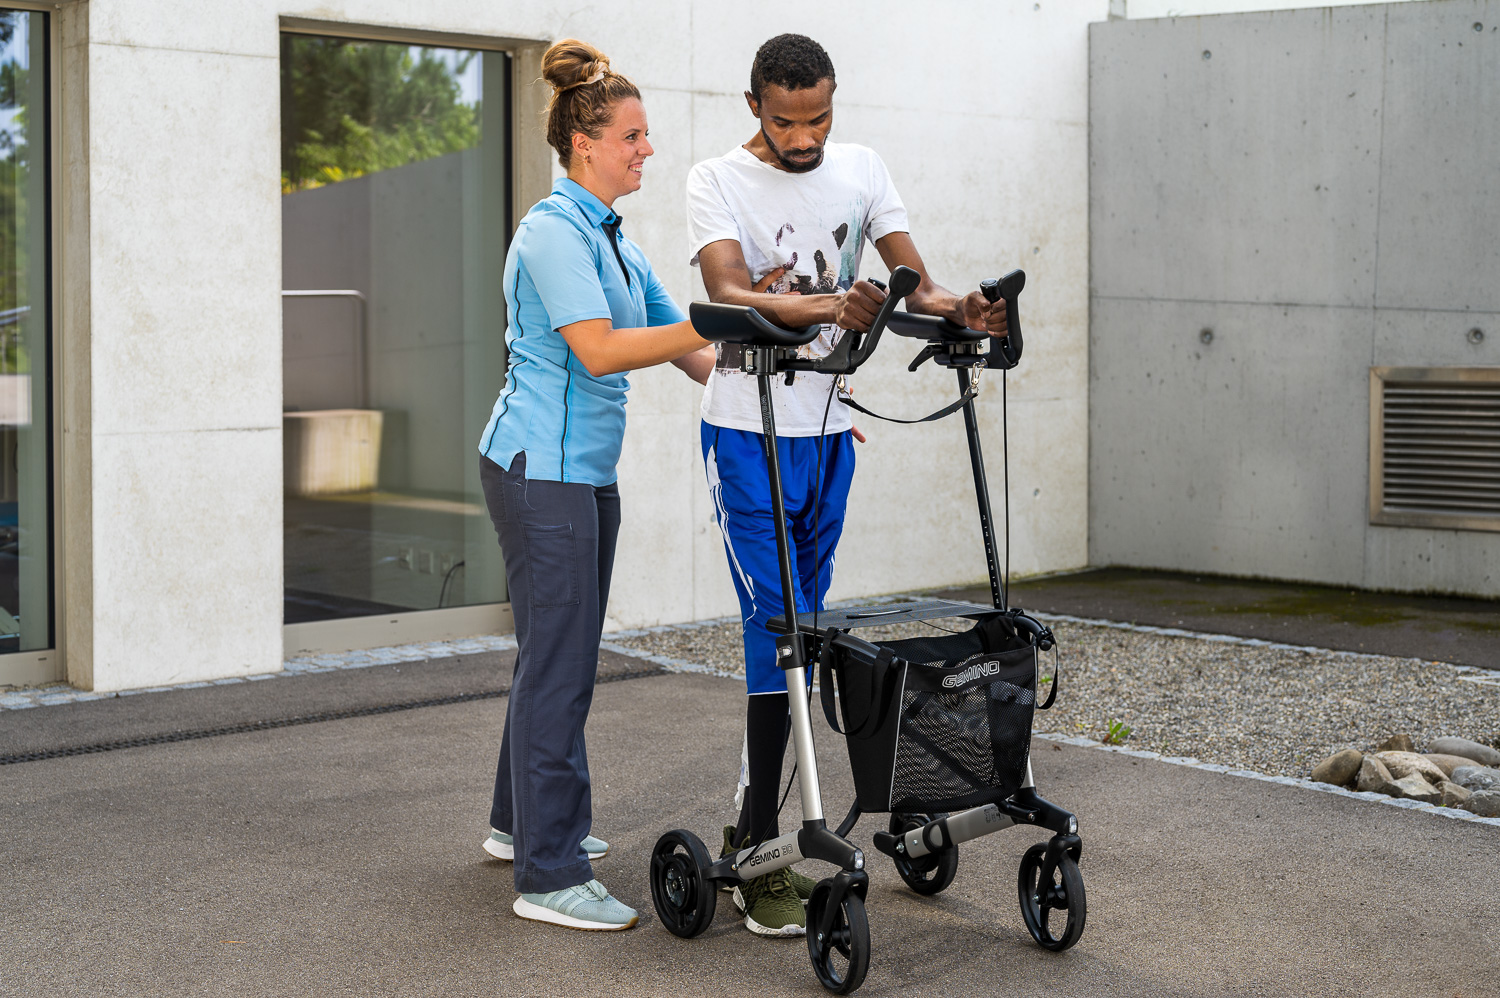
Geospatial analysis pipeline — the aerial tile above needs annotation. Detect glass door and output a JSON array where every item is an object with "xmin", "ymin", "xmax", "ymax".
[
  {"xmin": 0, "ymin": 7, "xmax": 52, "ymax": 672},
  {"xmin": 280, "ymin": 34, "xmax": 510, "ymax": 639}
]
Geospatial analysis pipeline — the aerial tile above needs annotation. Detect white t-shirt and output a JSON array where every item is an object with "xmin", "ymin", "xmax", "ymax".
[{"xmin": 687, "ymin": 142, "xmax": 910, "ymax": 435}]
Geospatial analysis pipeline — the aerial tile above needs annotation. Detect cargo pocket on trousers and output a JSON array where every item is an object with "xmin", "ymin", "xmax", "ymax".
[{"xmin": 524, "ymin": 522, "xmax": 580, "ymax": 607}]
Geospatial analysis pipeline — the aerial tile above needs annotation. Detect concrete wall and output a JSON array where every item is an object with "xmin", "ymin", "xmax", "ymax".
[
  {"xmin": 1114, "ymin": 0, "xmax": 1431, "ymax": 17},
  {"xmin": 61, "ymin": 0, "xmax": 1103, "ymax": 689},
  {"xmin": 1089, "ymin": 0, "xmax": 1500, "ymax": 596}
]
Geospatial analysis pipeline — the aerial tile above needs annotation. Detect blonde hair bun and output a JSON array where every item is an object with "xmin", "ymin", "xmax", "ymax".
[{"xmin": 542, "ymin": 38, "xmax": 612, "ymax": 92}]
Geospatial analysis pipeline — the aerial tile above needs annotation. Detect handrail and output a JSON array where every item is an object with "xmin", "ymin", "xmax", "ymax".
[{"xmin": 281, "ymin": 289, "xmax": 369, "ymax": 409}]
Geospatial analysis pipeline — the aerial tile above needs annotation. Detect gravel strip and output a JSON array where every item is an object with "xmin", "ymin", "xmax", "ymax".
[{"xmin": 606, "ymin": 611, "xmax": 1500, "ymax": 781}]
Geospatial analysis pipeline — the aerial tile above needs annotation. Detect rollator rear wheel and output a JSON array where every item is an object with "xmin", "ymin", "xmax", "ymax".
[
  {"xmin": 1017, "ymin": 842, "xmax": 1086, "ymax": 951},
  {"xmin": 888, "ymin": 813, "xmax": 960, "ymax": 896},
  {"xmin": 806, "ymin": 880, "xmax": 870, "ymax": 995},
  {"xmin": 649, "ymin": 830, "xmax": 716, "ymax": 938}
]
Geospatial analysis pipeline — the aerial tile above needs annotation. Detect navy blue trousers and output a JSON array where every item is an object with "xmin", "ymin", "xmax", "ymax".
[{"xmin": 481, "ymin": 452, "xmax": 620, "ymax": 893}]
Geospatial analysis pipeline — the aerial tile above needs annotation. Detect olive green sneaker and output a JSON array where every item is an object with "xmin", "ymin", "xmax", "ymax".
[
  {"xmin": 785, "ymin": 866, "xmax": 818, "ymax": 903},
  {"xmin": 739, "ymin": 867, "xmax": 807, "ymax": 937},
  {"xmin": 721, "ymin": 825, "xmax": 815, "ymax": 907}
]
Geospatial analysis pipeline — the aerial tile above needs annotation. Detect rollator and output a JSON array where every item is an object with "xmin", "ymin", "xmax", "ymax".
[{"xmin": 648, "ymin": 267, "xmax": 1086, "ymax": 995}]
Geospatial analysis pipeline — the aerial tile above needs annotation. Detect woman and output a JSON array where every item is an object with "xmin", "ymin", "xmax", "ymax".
[{"xmin": 475, "ymin": 38, "xmax": 712, "ymax": 931}]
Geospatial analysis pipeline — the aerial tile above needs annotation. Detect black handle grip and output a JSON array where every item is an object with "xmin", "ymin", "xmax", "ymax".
[
  {"xmin": 980, "ymin": 269, "xmax": 1025, "ymax": 369},
  {"xmin": 845, "ymin": 265, "xmax": 921, "ymax": 370}
]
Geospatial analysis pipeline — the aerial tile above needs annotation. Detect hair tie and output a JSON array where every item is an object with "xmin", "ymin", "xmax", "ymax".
[{"xmin": 559, "ymin": 67, "xmax": 607, "ymax": 92}]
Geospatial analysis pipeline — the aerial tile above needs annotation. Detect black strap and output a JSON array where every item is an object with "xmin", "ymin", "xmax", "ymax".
[
  {"xmin": 820, "ymin": 637, "xmax": 900, "ymax": 739},
  {"xmin": 819, "ymin": 638, "xmax": 846, "ymax": 734},
  {"xmin": 837, "ymin": 379, "xmax": 979, "ymax": 425},
  {"xmin": 1037, "ymin": 649, "xmax": 1061, "ymax": 710},
  {"xmin": 601, "ymin": 216, "xmax": 631, "ymax": 288}
]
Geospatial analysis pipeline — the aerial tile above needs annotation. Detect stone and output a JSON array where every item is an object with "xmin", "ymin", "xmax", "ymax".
[
  {"xmin": 1375, "ymin": 751, "xmax": 1450, "ymax": 788},
  {"xmin": 1426, "ymin": 737, "xmax": 1500, "ymax": 768},
  {"xmin": 1388, "ymin": 773, "xmax": 1442, "ymax": 804},
  {"xmin": 1356, "ymin": 755, "xmax": 1397, "ymax": 794},
  {"xmin": 1376, "ymin": 733, "xmax": 1415, "ymax": 754},
  {"xmin": 1311, "ymin": 748, "xmax": 1363, "ymax": 786},
  {"xmin": 1451, "ymin": 765, "xmax": 1500, "ymax": 792},
  {"xmin": 1439, "ymin": 781, "xmax": 1473, "ymax": 809},
  {"xmin": 1420, "ymin": 753, "xmax": 1479, "ymax": 778},
  {"xmin": 1464, "ymin": 790, "xmax": 1500, "ymax": 818}
]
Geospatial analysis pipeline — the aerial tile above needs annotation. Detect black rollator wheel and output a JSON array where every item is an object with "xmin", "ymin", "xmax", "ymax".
[
  {"xmin": 888, "ymin": 812, "xmax": 960, "ymax": 896},
  {"xmin": 649, "ymin": 830, "xmax": 716, "ymax": 938},
  {"xmin": 806, "ymin": 880, "xmax": 870, "ymax": 995},
  {"xmin": 1017, "ymin": 841, "xmax": 1086, "ymax": 951}
]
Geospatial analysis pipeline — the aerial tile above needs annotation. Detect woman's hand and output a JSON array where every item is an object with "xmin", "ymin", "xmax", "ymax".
[{"xmin": 752, "ymin": 267, "xmax": 797, "ymax": 295}]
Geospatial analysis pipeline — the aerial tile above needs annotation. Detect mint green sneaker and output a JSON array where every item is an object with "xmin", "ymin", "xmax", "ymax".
[
  {"xmin": 739, "ymin": 867, "xmax": 807, "ymax": 937},
  {"xmin": 513, "ymin": 880, "xmax": 638, "ymax": 931},
  {"xmin": 483, "ymin": 829, "xmax": 609, "ymax": 861}
]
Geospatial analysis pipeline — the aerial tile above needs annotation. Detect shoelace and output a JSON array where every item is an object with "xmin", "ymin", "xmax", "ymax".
[
  {"xmin": 577, "ymin": 880, "xmax": 610, "ymax": 902},
  {"xmin": 760, "ymin": 868, "xmax": 801, "ymax": 904}
]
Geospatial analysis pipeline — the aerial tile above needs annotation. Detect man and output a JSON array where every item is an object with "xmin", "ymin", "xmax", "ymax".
[{"xmin": 686, "ymin": 33, "xmax": 1008, "ymax": 937}]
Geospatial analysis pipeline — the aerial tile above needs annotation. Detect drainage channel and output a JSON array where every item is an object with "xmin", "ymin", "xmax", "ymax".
[{"xmin": 0, "ymin": 666, "xmax": 666, "ymax": 767}]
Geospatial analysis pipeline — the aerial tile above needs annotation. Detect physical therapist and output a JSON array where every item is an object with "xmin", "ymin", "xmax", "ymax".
[{"xmin": 475, "ymin": 38, "xmax": 713, "ymax": 931}]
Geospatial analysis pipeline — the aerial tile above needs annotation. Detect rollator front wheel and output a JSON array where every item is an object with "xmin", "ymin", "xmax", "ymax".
[
  {"xmin": 1017, "ymin": 841, "xmax": 1086, "ymax": 951},
  {"xmin": 888, "ymin": 812, "xmax": 960, "ymax": 896},
  {"xmin": 649, "ymin": 830, "xmax": 716, "ymax": 938},
  {"xmin": 806, "ymin": 880, "xmax": 870, "ymax": 995}
]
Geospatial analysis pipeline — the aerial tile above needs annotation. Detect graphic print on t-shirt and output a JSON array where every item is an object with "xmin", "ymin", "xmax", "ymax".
[{"xmin": 754, "ymin": 205, "xmax": 865, "ymax": 362}]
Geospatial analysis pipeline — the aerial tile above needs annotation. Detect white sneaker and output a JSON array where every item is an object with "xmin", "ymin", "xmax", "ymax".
[{"xmin": 483, "ymin": 829, "xmax": 610, "ymax": 861}]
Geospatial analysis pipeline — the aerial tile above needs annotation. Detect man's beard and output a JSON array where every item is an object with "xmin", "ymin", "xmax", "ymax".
[{"xmin": 762, "ymin": 126, "xmax": 824, "ymax": 173}]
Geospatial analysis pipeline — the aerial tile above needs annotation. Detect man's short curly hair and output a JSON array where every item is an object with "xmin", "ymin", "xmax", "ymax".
[{"xmin": 749, "ymin": 34, "xmax": 836, "ymax": 101}]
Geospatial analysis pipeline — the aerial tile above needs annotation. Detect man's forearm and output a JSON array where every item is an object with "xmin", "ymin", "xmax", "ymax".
[
  {"xmin": 708, "ymin": 286, "xmax": 838, "ymax": 329},
  {"xmin": 903, "ymin": 284, "xmax": 964, "ymax": 324}
]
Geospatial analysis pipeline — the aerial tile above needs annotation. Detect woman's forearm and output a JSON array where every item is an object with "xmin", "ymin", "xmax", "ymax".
[
  {"xmin": 557, "ymin": 318, "xmax": 710, "ymax": 377},
  {"xmin": 671, "ymin": 345, "xmax": 715, "ymax": 385}
]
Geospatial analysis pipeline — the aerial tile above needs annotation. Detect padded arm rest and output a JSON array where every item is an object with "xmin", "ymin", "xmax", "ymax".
[
  {"xmin": 689, "ymin": 301, "xmax": 823, "ymax": 347},
  {"xmin": 884, "ymin": 311, "xmax": 987, "ymax": 343}
]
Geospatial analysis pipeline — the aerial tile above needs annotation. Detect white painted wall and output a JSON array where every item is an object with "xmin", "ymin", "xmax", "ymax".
[{"xmin": 67, "ymin": 0, "xmax": 1103, "ymax": 689}]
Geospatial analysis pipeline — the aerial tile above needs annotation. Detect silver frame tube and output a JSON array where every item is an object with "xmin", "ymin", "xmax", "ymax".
[
  {"xmin": 901, "ymin": 803, "xmax": 1016, "ymax": 859},
  {"xmin": 785, "ymin": 665, "xmax": 824, "ymax": 823},
  {"xmin": 728, "ymin": 829, "xmax": 806, "ymax": 880}
]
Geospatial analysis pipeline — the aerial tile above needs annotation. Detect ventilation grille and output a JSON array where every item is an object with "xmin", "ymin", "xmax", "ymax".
[{"xmin": 1371, "ymin": 367, "xmax": 1500, "ymax": 532}]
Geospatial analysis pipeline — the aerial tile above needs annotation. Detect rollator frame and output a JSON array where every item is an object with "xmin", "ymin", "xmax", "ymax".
[{"xmin": 649, "ymin": 266, "xmax": 1086, "ymax": 995}]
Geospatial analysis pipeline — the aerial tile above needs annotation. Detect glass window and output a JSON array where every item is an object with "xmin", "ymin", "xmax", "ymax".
[
  {"xmin": 280, "ymin": 35, "xmax": 509, "ymax": 624},
  {"xmin": 0, "ymin": 9, "xmax": 51, "ymax": 655}
]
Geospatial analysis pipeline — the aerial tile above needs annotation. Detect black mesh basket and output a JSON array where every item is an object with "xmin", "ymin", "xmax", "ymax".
[{"xmin": 822, "ymin": 616, "xmax": 1036, "ymax": 814}]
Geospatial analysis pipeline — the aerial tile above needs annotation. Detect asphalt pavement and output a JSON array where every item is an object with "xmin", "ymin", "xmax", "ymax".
[{"xmin": 3, "ymin": 647, "xmax": 1497, "ymax": 998}]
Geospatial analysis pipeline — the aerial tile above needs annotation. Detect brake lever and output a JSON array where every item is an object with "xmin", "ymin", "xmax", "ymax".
[
  {"xmin": 980, "ymin": 269, "xmax": 1025, "ymax": 370},
  {"xmin": 907, "ymin": 344, "xmax": 940, "ymax": 372}
]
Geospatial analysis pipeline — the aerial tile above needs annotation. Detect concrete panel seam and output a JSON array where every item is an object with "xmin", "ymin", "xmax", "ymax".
[
  {"xmin": 1370, "ymin": 5, "xmax": 1390, "ymax": 317},
  {"xmin": 94, "ymin": 425, "xmax": 280, "ymax": 437},
  {"xmin": 89, "ymin": 40, "xmax": 278, "ymax": 61}
]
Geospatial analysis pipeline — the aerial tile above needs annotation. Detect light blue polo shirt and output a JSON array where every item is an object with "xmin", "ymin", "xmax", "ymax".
[{"xmin": 478, "ymin": 178, "xmax": 686, "ymax": 486}]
